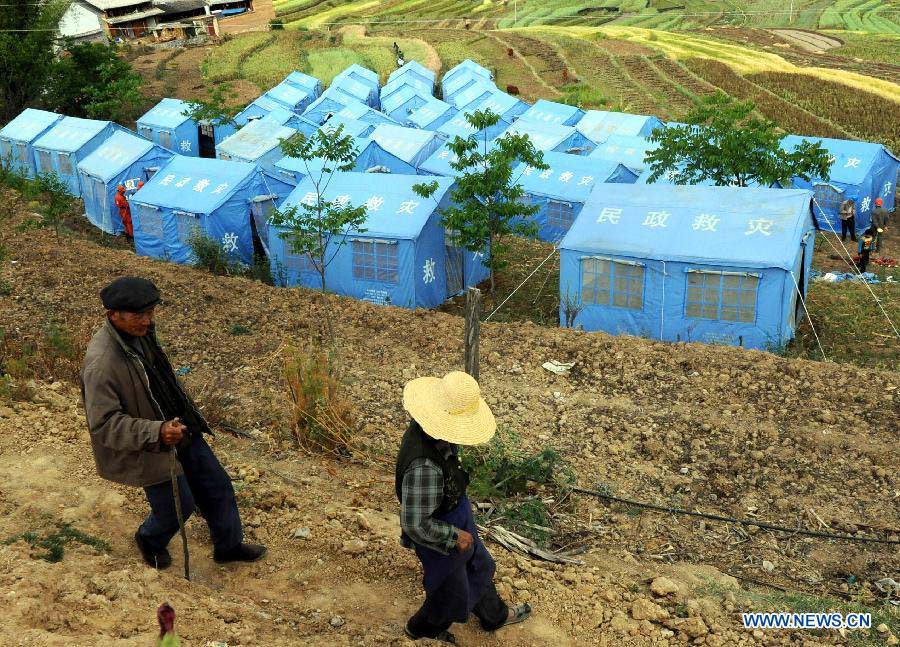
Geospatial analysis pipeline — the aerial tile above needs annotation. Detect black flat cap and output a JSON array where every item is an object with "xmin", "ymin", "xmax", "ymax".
[{"xmin": 100, "ymin": 277, "xmax": 161, "ymax": 313}]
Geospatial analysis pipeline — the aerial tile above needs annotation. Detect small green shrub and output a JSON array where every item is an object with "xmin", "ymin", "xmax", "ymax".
[
  {"xmin": 4, "ymin": 522, "xmax": 110, "ymax": 562},
  {"xmin": 229, "ymin": 323, "xmax": 252, "ymax": 336},
  {"xmin": 270, "ymin": 18, "xmax": 285, "ymax": 30},
  {"xmin": 187, "ymin": 231, "xmax": 241, "ymax": 276}
]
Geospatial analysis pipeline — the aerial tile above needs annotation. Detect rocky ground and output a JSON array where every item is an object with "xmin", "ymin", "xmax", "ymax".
[{"xmin": 0, "ymin": 203, "xmax": 898, "ymax": 645}]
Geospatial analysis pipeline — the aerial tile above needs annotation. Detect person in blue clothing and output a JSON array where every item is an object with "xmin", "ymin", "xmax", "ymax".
[
  {"xmin": 858, "ymin": 227, "xmax": 876, "ymax": 273},
  {"xmin": 396, "ymin": 371, "xmax": 531, "ymax": 643}
]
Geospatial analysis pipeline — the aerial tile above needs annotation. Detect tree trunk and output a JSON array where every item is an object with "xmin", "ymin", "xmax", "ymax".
[{"xmin": 464, "ymin": 287, "xmax": 481, "ymax": 380}]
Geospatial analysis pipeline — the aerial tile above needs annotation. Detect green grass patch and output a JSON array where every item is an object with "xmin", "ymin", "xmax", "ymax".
[
  {"xmin": 560, "ymin": 82, "xmax": 611, "ymax": 109},
  {"xmin": 4, "ymin": 522, "xmax": 110, "ymax": 563},
  {"xmin": 305, "ymin": 47, "xmax": 368, "ymax": 84},
  {"xmin": 204, "ymin": 32, "xmax": 277, "ymax": 83}
]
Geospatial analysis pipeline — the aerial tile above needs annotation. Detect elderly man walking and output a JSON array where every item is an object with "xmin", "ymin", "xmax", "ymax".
[
  {"xmin": 397, "ymin": 371, "xmax": 531, "ymax": 643},
  {"xmin": 81, "ymin": 277, "xmax": 265, "ymax": 569}
]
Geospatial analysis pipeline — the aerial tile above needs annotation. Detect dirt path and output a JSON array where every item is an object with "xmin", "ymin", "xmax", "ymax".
[
  {"xmin": 769, "ymin": 29, "xmax": 842, "ymax": 53},
  {"xmin": 340, "ymin": 24, "xmax": 443, "ymax": 73}
]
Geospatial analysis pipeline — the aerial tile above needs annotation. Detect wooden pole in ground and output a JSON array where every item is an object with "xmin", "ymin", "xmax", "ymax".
[
  {"xmin": 464, "ymin": 287, "xmax": 481, "ymax": 381},
  {"xmin": 169, "ymin": 449, "xmax": 190, "ymax": 581}
]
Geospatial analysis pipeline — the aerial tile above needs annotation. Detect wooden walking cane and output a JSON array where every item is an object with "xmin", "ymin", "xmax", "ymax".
[{"xmin": 169, "ymin": 444, "xmax": 190, "ymax": 581}]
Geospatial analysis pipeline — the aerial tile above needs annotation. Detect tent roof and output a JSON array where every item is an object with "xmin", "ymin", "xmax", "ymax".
[
  {"xmin": 519, "ymin": 99, "xmax": 584, "ymax": 126},
  {"xmin": 369, "ymin": 124, "xmax": 441, "ymax": 165},
  {"xmin": 382, "ymin": 75, "xmax": 433, "ymax": 103},
  {"xmin": 513, "ymin": 151, "xmax": 636, "ymax": 202},
  {"xmin": 320, "ymin": 115, "xmax": 373, "ymax": 139},
  {"xmin": 503, "ymin": 121, "xmax": 577, "ymax": 151},
  {"xmin": 0, "ymin": 108, "xmax": 62, "ymax": 143},
  {"xmin": 138, "ymin": 98, "xmax": 192, "ymax": 130},
  {"xmin": 280, "ymin": 173, "xmax": 454, "ymax": 239},
  {"xmin": 327, "ymin": 79, "xmax": 373, "ymax": 105},
  {"xmin": 781, "ymin": 135, "xmax": 900, "ymax": 186},
  {"xmin": 133, "ymin": 155, "xmax": 258, "ymax": 214},
  {"xmin": 381, "ymin": 84, "xmax": 431, "ymax": 115},
  {"xmin": 335, "ymin": 64, "xmax": 379, "ymax": 84},
  {"xmin": 77, "ymin": 130, "xmax": 156, "ymax": 182},
  {"xmin": 33, "ymin": 116, "xmax": 113, "ymax": 153},
  {"xmin": 388, "ymin": 60, "xmax": 435, "ymax": 86},
  {"xmin": 265, "ymin": 81, "xmax": 312, "ymax": 109},
  {"xmin": 442, "ymin": 60, "xmax": 492, "ymax": 88},
  {"xmin": 284, "ymin": 71, "xmax": 321, "ymax": 93},
  {"xmin": 561, "ymin": 184, "xmax": 814, "ymax": 270},
  {"xmin": 474, "ymin": 91, "xmax": 525, "ymax": 118},
  {"xmin": 451, "ymin": 80, "xmax": 497, "ymax": 109},
  {"xmin": 218, "ymin": 119, "xmax": 296, "ymax": 161},
  {"xmin": 589, "ymin": 134, "xmax": 657, "ymax": 170},
  {"xmin": 436, "ymin": 111, "xmax": 482, "ymax": 139},
  {"xmin": 577, "ymin": 110, "xmax": 665, "ymax": 142},
  {"xmin": 406, "ymin": 97, "xmax": 456, "ymax": 128}
]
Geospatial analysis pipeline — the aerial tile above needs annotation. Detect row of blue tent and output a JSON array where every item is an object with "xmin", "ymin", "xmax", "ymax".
[{"xmin": 1, "ymin": 59, "xmax": 897, "ymax": 350}]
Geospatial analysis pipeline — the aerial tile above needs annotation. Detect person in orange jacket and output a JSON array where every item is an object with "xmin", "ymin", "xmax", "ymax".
[{"xmin": 115, "ymin": 184, "xmax": 134, "ymax": 238}]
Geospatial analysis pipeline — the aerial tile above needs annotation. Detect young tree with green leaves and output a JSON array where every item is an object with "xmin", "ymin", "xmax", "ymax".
[
  {"xmin": 269, "ymin": 125, "xmax": 368, "ymax": 295},
  {"xmin": 44, "ymin": 42, "xmax": 143, "ymax": 123},
  {"xmin": 414, "ymin": 109, "xmax": 548, "ymax": 295},
  {"xmin": 183, "ymin": 81, "xmax": 243, "ymax": 130},
  {"xmin": 645, "ymin": 92, "xmax": 832, "ymax": 188}
]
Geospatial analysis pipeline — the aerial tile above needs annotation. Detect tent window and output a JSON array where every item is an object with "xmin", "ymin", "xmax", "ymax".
[
  {"xmin": 16, "ymin": 143, "xmax": 27, "ymax": 162},
  {"xmin": 57, "ymin": 153, "xmax": 74, "ymax": 176},
  {"xmin": 136, "ymin": 204, "xmax": 164, "ymax": 240},
  {"xmin": 250, "ymin": 198, "xmax": 274, "ymax": 250},
  {"xmin": 174, "ymin": 210, "xmax": 201, "ymax": 243},
  {"xmin": 686, "ymin": 271, "xmax": 758, "ymax": 323},
  {"xmin": 352, "ymin": 239, "xmax": 398, "ymax": 283},
  {"xmin": 200, "ymin": 123, "xmax": 215, "ymax": 138},
  {"xmin": 581, "ymin": 258, "xmax": 644, "ymax": 310},
  {"xmin": 812, "ymin": 184, "xmax": 842, "ymax": 217},
  {"xmin": 138, "ymin": 126, "xmax": 153, "ymax": 140},
  {"xmin": 37, "ymin": 149, "xmax": 53, "ymax": 173},
  {"xmin": 0, "ymin": 138, "xmax": 10, "ymax": 161},
  {"xmin": 547, "ymin": 200, "xmax": 576, "ymax": 231},
  {"xmin": 285, "ymin": 249, "xmax": 317, "ymax": 274},
  {"xmin": 159, "ymin": 131, "xmax": 173, "ymax": 150}
]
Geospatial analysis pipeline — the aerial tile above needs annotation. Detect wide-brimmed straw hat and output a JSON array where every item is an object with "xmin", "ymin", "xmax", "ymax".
[{"xmin": 403, "ymin": 371, "xmax": 496, "ymax": 446}]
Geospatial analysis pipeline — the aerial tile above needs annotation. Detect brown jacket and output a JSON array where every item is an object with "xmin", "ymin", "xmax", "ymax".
[{"xmin": 81, "ymin": 319, "xmax": 183, "ymax": 487}]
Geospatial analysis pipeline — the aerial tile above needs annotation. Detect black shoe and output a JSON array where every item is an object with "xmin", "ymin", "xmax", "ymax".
[
  {"xmin": 404, "ymin": 623, "xmax": 456, "ymax": 643},
  {"xmin": 213, "ymin": 543, "xmax": 267, "ymax": 564},
  {"xmin": 134, "ymin": 531, "xmax": 172, "ymax": 569}
]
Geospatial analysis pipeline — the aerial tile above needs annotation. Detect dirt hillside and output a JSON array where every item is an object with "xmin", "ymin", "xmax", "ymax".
[{"xmin": 0, "ymin": 202, "xmax": 898, "ymax": 645}]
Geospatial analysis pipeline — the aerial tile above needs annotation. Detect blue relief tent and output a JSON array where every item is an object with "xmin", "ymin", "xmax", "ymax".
[
  {"xmin": 503, "ymin": 121, "xmax": 595, "ymax": 156},
  {"xmin": 235, "ymin": 96, "xmax": 291, "ymax": 127},
  {"xmin": 418, "ymin": 140, "xmax": 469, "ymax": 177},
  {"xmin": 450, "ymin": 80, "xmax": 498, "ymax": 111},
  {"xmin": 216, "ymin": 118, "xmax": 298, "ymax": 176},
  {"xmin": 435, "ymin": 107, "xmax": 508, "ymax": 143},
  {"xmin": 0, "ymin": 109, "xmax": 63, "ymax": 178},
  {"xmin": 270, "ymin": 173, "xmax": 489, "ymax": 308},
  {"xmin": 31, "ymin": 117, "xmax": 126, "ymax": 196},
  {"xmin": 512, "ymin": 152, "xmax": 638, "ymax": 242},
  {"xmin": 388, "ymin": 60, "xmax": 435, "ymax": 91},
  {"xmin": 781, "ymin": 135, "xmax": 899, "ymax": 233},
  {"xmin": 406, "ymin": 97, "xmax": 457, "ymax": 130},
  {"xmin": 271, "ymin": 155, "xmax": 334, "ymax": 186},
  {"xmin": 577, "ymin": 110, "xmax": 666, "ymax": 145},
  {"xmin": 518, "ymin": 99, "xmax": 584, "ymax": 128},
  {"xmin": 355, "ymin": 125, "xmax": 444, "ymax": 174},
  {"xmin": 77, "ymin": 130, "xmax": 173, "ymax": 235},
  {"xmin": 334, "ymin": 101, "xmax": 399, "ymax": 127},
  {"xmin": 265, "ymin": 80, "xmax": 317, "ymax": 115},
  {"xmin": 469, "ymin": 91, "xmax": 528, "ymax": 126},
  {"xmin": 283, "ymin": 71, "xmax": 323, "ymax": 98},
  {"xmin": 559, "ymin": 184, "xmax": 817, "ymax": 351},
  {"xmin": 137, "ymin": 98, "xmax": 235, "ymax": 157},
  {"xmin": 381, "ymin": 85, "xmax": 432, "ymax": 123},
  {"xmin": 441, "ymin": 60, "xmax": 492, "ymax": 103},
  {"xmin": 330, "ymin": 65, "xmax": 380, "ymax": 108},
  {"xmin": 302, "ymin": 90, "xmax": 358, "ymax": 125},
  {"xmin": 130, "ymin": 155, "xmax": 293, "ymax": 265},
  {"xmin": 321, "ymin": 114, "xmax": 377, "ymax": 138},
  {"xmin": 257, "ymin": 107, "xmax": 319, "ymax": 136},
  {"xmin": 589, "ymin": 134, "xmax": 657, "ymax": 173}
]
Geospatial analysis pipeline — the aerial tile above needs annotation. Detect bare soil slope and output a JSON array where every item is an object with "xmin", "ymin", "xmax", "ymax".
[{"xmin": 0, "ymin": 207, "xmax": 898, "ymax": 645}]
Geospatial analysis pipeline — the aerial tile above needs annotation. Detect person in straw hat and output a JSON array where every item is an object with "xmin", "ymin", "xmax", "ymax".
[{"xmin": 396, "ymin": 371, "xmax": 532, "ymax": 643}]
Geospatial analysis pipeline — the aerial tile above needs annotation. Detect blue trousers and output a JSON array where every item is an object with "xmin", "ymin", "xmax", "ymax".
[
  {"xmin": 408, "ymin": 496, "xmax": 508, "ymax": 637},
  {"xmin": 138, "ymin": 434, "xmax": 243, "ymax": 553}
]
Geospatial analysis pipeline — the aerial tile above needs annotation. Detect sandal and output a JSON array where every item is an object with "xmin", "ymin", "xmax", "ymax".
[
  {"xmin": 404, "ymin": 624, "xmax": 457, "ymax": 644},
  {"xmin": 500, "ymin": 603, "xmax": 532, "ymax": 628}
]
